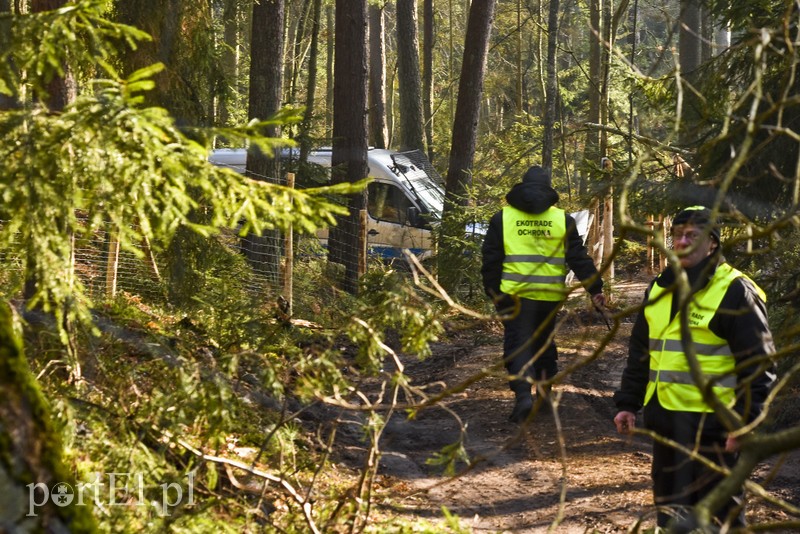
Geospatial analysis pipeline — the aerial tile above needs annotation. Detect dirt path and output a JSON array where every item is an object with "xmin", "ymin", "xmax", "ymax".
[{"xmin": 364, "ymin": 282, "xmax": 800, "ymax": 532}]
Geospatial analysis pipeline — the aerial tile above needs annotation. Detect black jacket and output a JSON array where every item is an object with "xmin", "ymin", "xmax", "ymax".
[
  {"xmin": 480, "ymin": 181, "xmax": 603, "ymax": 300},
  {"xmin": 613, "ymin": 255, "xmax": 776, "ymax": 422}
]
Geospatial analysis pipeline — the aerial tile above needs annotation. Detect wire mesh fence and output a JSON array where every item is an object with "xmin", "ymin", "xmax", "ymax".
[
  {"xmin": 0, "ymin": 220, "xmax": 287, "ymax": 305},
  {"xmin": 0, "ymin": 148, "xmax": 490, "ymax": 311}
]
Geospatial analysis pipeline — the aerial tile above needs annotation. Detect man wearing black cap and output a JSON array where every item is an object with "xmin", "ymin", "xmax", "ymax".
[
  {"xmin": 481, "ymin": 165, "xmax": 605, "ymax": 423},
  {"xmin": 613, "ymin": 206, "xmax": 776, "ymax": 529}
]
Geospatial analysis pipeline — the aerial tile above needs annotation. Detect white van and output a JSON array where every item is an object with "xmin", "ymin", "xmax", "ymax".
[{"xmin": 209, "ymin": 147, "xmax": 446, "ymax": 262}]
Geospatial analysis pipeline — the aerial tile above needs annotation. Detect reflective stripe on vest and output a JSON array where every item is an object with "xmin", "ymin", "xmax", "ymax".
[
  {"xmin": 643, "ymin": 262, "xmax": 765, "ymax": 412},
  {"xmin": 500, "ymin": 205, "xmax": 567, "ymax": 301}
]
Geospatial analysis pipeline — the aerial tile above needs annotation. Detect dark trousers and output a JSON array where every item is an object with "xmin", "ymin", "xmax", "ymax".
[
  {"xmin": 643, "ymin": 395, "xmax": 745, "ymax": 528},
  {"xmin": 501, "ymin": 298, "xmax": 561, "ymax": 394}
]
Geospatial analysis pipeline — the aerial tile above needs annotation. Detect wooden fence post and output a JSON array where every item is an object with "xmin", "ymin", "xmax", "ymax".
[
  {"xmin": 646, "ymin": 216, "xmax": 655, "ymax": 274},
  {"xmin": 105, "ymin": 230, "xmax": 120, "ymax": 298},
  {"xmin": 660, "ymin": 216, "xmax": 670, "ymax": 270},
  {"xmin": 283, "ymin": 173, "xmax": 295, "ymax": 317},
  {"xmin": 359, "ymin": 209, "xmax": 368, "ymax": 278}
]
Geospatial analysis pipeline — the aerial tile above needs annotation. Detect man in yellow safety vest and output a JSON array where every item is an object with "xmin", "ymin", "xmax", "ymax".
[
  {"xmin": 481, "ymin": 165, "xmax": 605, "ymax": 423},
  {"xmin": 613, "ymin": 206, "xmax": 776, "ymax": 529}
]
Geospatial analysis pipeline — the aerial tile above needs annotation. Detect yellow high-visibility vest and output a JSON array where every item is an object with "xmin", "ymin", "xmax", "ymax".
[
  {"xmin": 500, "ymin": 205, "xmax": 567, "ymax": 301},
  {"xmin": 643, "ymin": 262, "xmax": 766, "ymax": 412}
]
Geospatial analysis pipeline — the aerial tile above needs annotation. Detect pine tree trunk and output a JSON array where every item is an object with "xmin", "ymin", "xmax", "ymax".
[
  {"xmin": 541, "ymin": 0, "xmax": 560, "ymax": 170},
  {"xmin": 679, "ymin": 0, "xmax": 703, "ymax": 144},
  {"xmin": 439, "ymin": 0, "xmax": 497, "ymax": 291},
  {"xmin": 325, "ymin": 4, "xmax": 334, "ymax": 135},
  {"xmin": 26, "ymin": 0, "xmax": 76, "ymax": 301},
  {"xmin": 287, "ymin": 0, "xmax": 313, "ymax": 106},
  {"xmin": 0, "ymin": 0, "xmax": 17, "ymax": 109},
  {"xmin": 219, "ymin": 0, "xmax": 241, "ymax": 128},
  {"xmin": 582, "ymin": 0, "xmax": 602, "ymax": 259},
  {"xmin": 300, "ymin": 0, "xmax": 323, "ymax": 163},
  {"xmin": 243, "ymin": 0, "xmax": 285, "ymax": 285},
  {"xmin": 330, "ymin": 0, "xmax": 368, "ymax": 295},
  {"xmin": 423, "ymin": 0, "xmax": 435, "ymax": 161},
  {"xmin": 396, "ymin": 0, "xmax": 426, "ymax": 152},
  {"xmin": 368, "ymin": 3, "xmax": 388, "ymax": 149},
  {"xmin": 0, "ymin": 304, "xmax": 96, "ymax": 532}
]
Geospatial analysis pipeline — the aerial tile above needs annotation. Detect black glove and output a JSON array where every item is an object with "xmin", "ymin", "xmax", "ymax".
[{"xmin": 494, "ymin": 292, "xmax": 516, "ymax": 314}]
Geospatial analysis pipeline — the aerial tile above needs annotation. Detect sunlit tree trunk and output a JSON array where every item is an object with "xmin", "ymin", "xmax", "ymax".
[
  {"xmin": 0, "ymin": 0, "xmax": 19, "ymax": 110},
  {"xmin": 448, "ymin": 0, "xmax": 455, "ymax": 126},
  {"xmin": 0, "ymin": 304, "xmax": 96, "ymax": 533},
  {"xmin": 33, "ymin": 0, "xmax": 76, "ymax": 109},
  {"xmin": 244, "ymin": 0, "xmax": 285, "ymax": 283},
  {"xmin": 287, "ymin": 0, "xmax": 313, "ymax": 107},
  {"xmin": 396, "ymin": 0, "xmax": 426, "ymax": 152},
  {"xmin": 300, "ymin": 0, "xmax": 323, "ymax": 163},
  {"xmin": 582, "ymin": 0, "xmax": 601, "ymax": 199},
  {"xmin": 582, "ymin": 0, "xmax": 602, "ymax": 264},
  {"xmin": 541, "ymin": 0, "xmax": 559, "ymax": 170},
  {"xmin": 26, "ymin": 0, "xmax": 76, "ymax": 301},
  {"xmin": 330, "ymin": 0, "xmax": 368, "ymax": 295},
  {"xmin": 515, "ymin": 0, "xmax": 523, "ymax": 112},
  {"xmin": 114, "ymin": 0, "xmax": 218, "ymax": 302},
  {"xmin": 368, "ymin": 2, "xmax": 388, "ymax": 149},
  {"xmin": 439, "ymin": 0, "xmax": 497, "ymax": 291},
  {"xmin": 679, "ymin": 0, "xmax": 703, "ymax": 145},
  {"xmin": 325, "ymin": 4, "xmax": 334, "ymax": 136},
  {"xmin": 218, "ymin": 0, "xmax": 241, "ymax": 128},
  {"xmin": 600, "ymin": 0, "xmax": 614, "ymax": 279},
  {"xmin": 115, "ymin": 0, "xmax": 214, "ymax": 124},
  {"xmin": 535, "ymin": 0, "xmax": 545, "ymax": 115},
  {"xmin": 423, "ymin": 0, "xmax": 434, "ymax": 161}
]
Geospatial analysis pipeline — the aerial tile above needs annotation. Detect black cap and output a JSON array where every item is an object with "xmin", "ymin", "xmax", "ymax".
[
  {"xmin": 673, "ymin": 206, "xmax": 720, "ymax": 243},
  {"xmin": 522, "ymin": 165, "xmax": 552, "ymax": 186}
]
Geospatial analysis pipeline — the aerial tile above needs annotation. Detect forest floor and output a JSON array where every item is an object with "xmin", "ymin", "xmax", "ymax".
[{"xmin": 334, "ymin": 276, "xmax": 800, "ymax": 533}]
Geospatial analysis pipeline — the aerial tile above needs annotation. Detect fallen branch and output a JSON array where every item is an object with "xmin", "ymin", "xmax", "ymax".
[{"xmin": 175, "ymin": 438, "xmax": 320, "ymax": 534}]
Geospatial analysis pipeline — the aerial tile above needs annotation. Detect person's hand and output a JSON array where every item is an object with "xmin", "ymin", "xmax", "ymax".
[
  {"xmin": 614, "ymin": 411, "xmax": 636, "ymax": 434},
  {"xmin": 591, "ymin": 292, "xmax": 607, "ymax": 309},
  {"xmin": 494, "ymin": 293, "xmax": 516, "ymax": 314},
  {"xmin": 725, "ymin": 435, "xmax": 739, "ymax": 453}
]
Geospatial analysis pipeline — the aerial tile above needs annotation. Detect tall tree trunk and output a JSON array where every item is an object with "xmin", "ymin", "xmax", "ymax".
[
  {"xmin": 0, "ymin": 0, "xmax": 19, "ymax": 109},
  {"xmin": 325, "ymin": 4, "xmax": 334, "ymax": 136},
  {"xmin": 535, "ymin": 0, "xmax": 545, "ymax": 115},
  {"xmin": 300, "ymin": 0, "xmax": 322, "ymax": 163},
  {"xmin": 114, "ymin": 0, "xmax": 217, "ymax": 302},
  {"xmin": 679, "ymin": 0, "xmax": 703, "ymax": 70},
  {"xmin": 114, "ymin": 0, "xmax": 213, "ymax": 125},
  {"xmin": 0, "ymin": 304, "xmax": 96, "ymax": 532},
  {"xmin": 244, "ymin": 0, "xmax": 285, "ymax": 284},
  {"xmin": 582, "ymin": 0, "xmax": 602, "ymax": 198},
  {"xmin": 368, "ymin": 2, "xmax": 388, "ymax": 149},
  {"xmin": 439, "ymin": 0, "xmax": 497, "ymax": 291},
  {"xmin": 330, "ymin": 0, "xmax": 368, "ymax": 295},
  {"xmin": 600, "ymin": 0, "xmax": 615, "ymax": 279},
  {"xmin": 396, "ymin": 0, "xmax": 426, "ymax": 152},
  {"xmin": 541, "ymin": 0, "xmax": 560, "ymax": 170},
  {"xmin": 423, "ymin": 0, "xmax": 434, "ymax": 161},
  {"xmin": 679, "ymin": 0, "xmax": 703, "ymax": 145},
  {"xmin": 287, "ymin": 0, "xmax": 313, "ymax": 107},
  {"xmin": 219, "ymin": 0, "xmax": 241, "ymax": 128},
  {"xmin": 515, "ymin": 0, "xmax": 523, "ymax": 112},
  {"xmin": 582, "ymin": 0, "xmax": 602, "ymax": 263},
  {"xmin": 448, "ymin": 0, "xmax": 455, "ymax": 126},
  {"xmin": 26, "ymin": 0, "xmax": 76, "ymax": 301}
]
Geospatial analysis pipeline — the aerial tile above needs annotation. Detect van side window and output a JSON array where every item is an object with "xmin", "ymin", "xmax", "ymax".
[{"xmin": 367, "ymin": 182, "xmax": 412, "ymax": 224}]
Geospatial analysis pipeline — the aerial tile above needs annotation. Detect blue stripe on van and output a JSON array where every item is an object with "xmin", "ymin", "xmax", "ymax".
[{"xmin": 367, "ymin": 246, "xmax": 425, "ymax": 260}]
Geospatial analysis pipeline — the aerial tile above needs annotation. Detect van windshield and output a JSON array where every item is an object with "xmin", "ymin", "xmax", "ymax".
[{"xmin": 389, "ymin": 152, "xmax": 444, "ymax": 220}]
